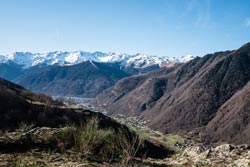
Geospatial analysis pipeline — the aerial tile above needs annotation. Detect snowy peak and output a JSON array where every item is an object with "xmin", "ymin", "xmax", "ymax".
[
  {"xmin": 0, "ymin": 51, "xmax": 195, "ymax": 69},
  {"xmin": 6, "ymin": 52, "xmax": 36, "ymax": 68},
  {"xmin": 179, "ymin": 55, "xmax": 196, "ymax": 63},
  {"xmin": 96, "ymin": 53, "xmax": 172, "ymax": 68}
]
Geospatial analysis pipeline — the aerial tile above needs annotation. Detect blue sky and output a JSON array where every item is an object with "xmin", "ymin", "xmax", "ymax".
[{"xmin": 0, "ymin": 0, "xmax": 250, "ymax": 58}]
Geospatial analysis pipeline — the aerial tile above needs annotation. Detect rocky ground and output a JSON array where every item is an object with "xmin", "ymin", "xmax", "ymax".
[{"xmin": 154, "ymin": 144, "xmax": 250, "ymax": 167}]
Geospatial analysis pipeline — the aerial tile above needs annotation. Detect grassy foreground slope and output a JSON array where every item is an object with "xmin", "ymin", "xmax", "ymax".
[{"xmin": 0, "ymin": 78, "xmax": 172, "ymax": 166}]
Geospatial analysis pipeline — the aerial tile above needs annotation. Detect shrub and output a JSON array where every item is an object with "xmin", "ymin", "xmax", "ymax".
[
  {"xmin": 54, "ymin": 117, "xmax": 144, "ymax": 163},
  {"xmin": 54, "ymin": 117, "xmax": 113, "ymax": 158},
  {"xmin": 73, "ymin": 117, "xmax": 112, "ymax": 157},
  {"xmin": 53, "ymin": 125, "xmax": 76, "ymax": 151},
  {"xmin": 114, "ymin": 129, "xmax": 144, "ymax": 164}
]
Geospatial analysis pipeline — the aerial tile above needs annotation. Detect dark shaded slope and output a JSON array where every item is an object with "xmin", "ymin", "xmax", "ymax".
[
  {"xmin": 203, "ymin": 82, "xmax": 250, "ymax": 145},
  {"xmin": 0, "ymin": 78, "xmax": 68, "ymax": 129},
  {"xmin": 15, "ymin": 61, "xmax": 129, "ymax": 97},
  {"xmin": 0, "ymin": 78, "xmax": 61, "ymax": 107}
]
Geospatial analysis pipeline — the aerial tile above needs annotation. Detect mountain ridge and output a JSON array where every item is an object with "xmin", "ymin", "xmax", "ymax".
[
  {"xmin": 15, "ymin": 61, "xmax": 130, "ymax": 98},
  {"xmin": 96, "ymin": 42, "xmax": 250, "ymax": 145},
  {"xmin": 0, "ymin": 51, "xmax": 195, "ymax": 69}
]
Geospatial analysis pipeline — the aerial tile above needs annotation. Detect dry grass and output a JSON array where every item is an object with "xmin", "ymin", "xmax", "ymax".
[{"xmin": 53, "ymin": 117, "xmax": 144, "ymax": 164}]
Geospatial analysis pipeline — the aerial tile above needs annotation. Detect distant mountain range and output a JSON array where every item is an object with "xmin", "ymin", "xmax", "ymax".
[
  {"xmin": 0, "ymin": 51, "xmax": 194, "ymax": 69},
  {"xmin": 0, "ymin": 51, "xmax": 195, "ymax": 97},
  {"xmin": 96, "ymin": 42, "xmax": 250, "ymax": 145}
]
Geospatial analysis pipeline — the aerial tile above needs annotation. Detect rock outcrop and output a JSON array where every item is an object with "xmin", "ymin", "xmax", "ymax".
[{"xmin": 165, "ymin": 144, "xmax": 250, "ymax": 167}]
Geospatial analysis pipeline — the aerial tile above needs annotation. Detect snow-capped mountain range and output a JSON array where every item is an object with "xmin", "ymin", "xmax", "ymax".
[{"xmin": 0, "ymin": 51, "xmax": 195, "ymax": 69}]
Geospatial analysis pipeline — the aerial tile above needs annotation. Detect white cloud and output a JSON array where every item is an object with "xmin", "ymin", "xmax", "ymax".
[{"xmin": 245, "ymin": 18, "xmax": 250, "ymax": 28}]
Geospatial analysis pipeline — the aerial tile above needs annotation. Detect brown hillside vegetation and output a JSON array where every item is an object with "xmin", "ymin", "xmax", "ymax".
[
  {"xmin": 97, "ymin": 42, "xmax": 250, "ymax": 145},
  {"xmin": 203, "ymin": 82, "xmax": 250, "ymax": 144}
]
